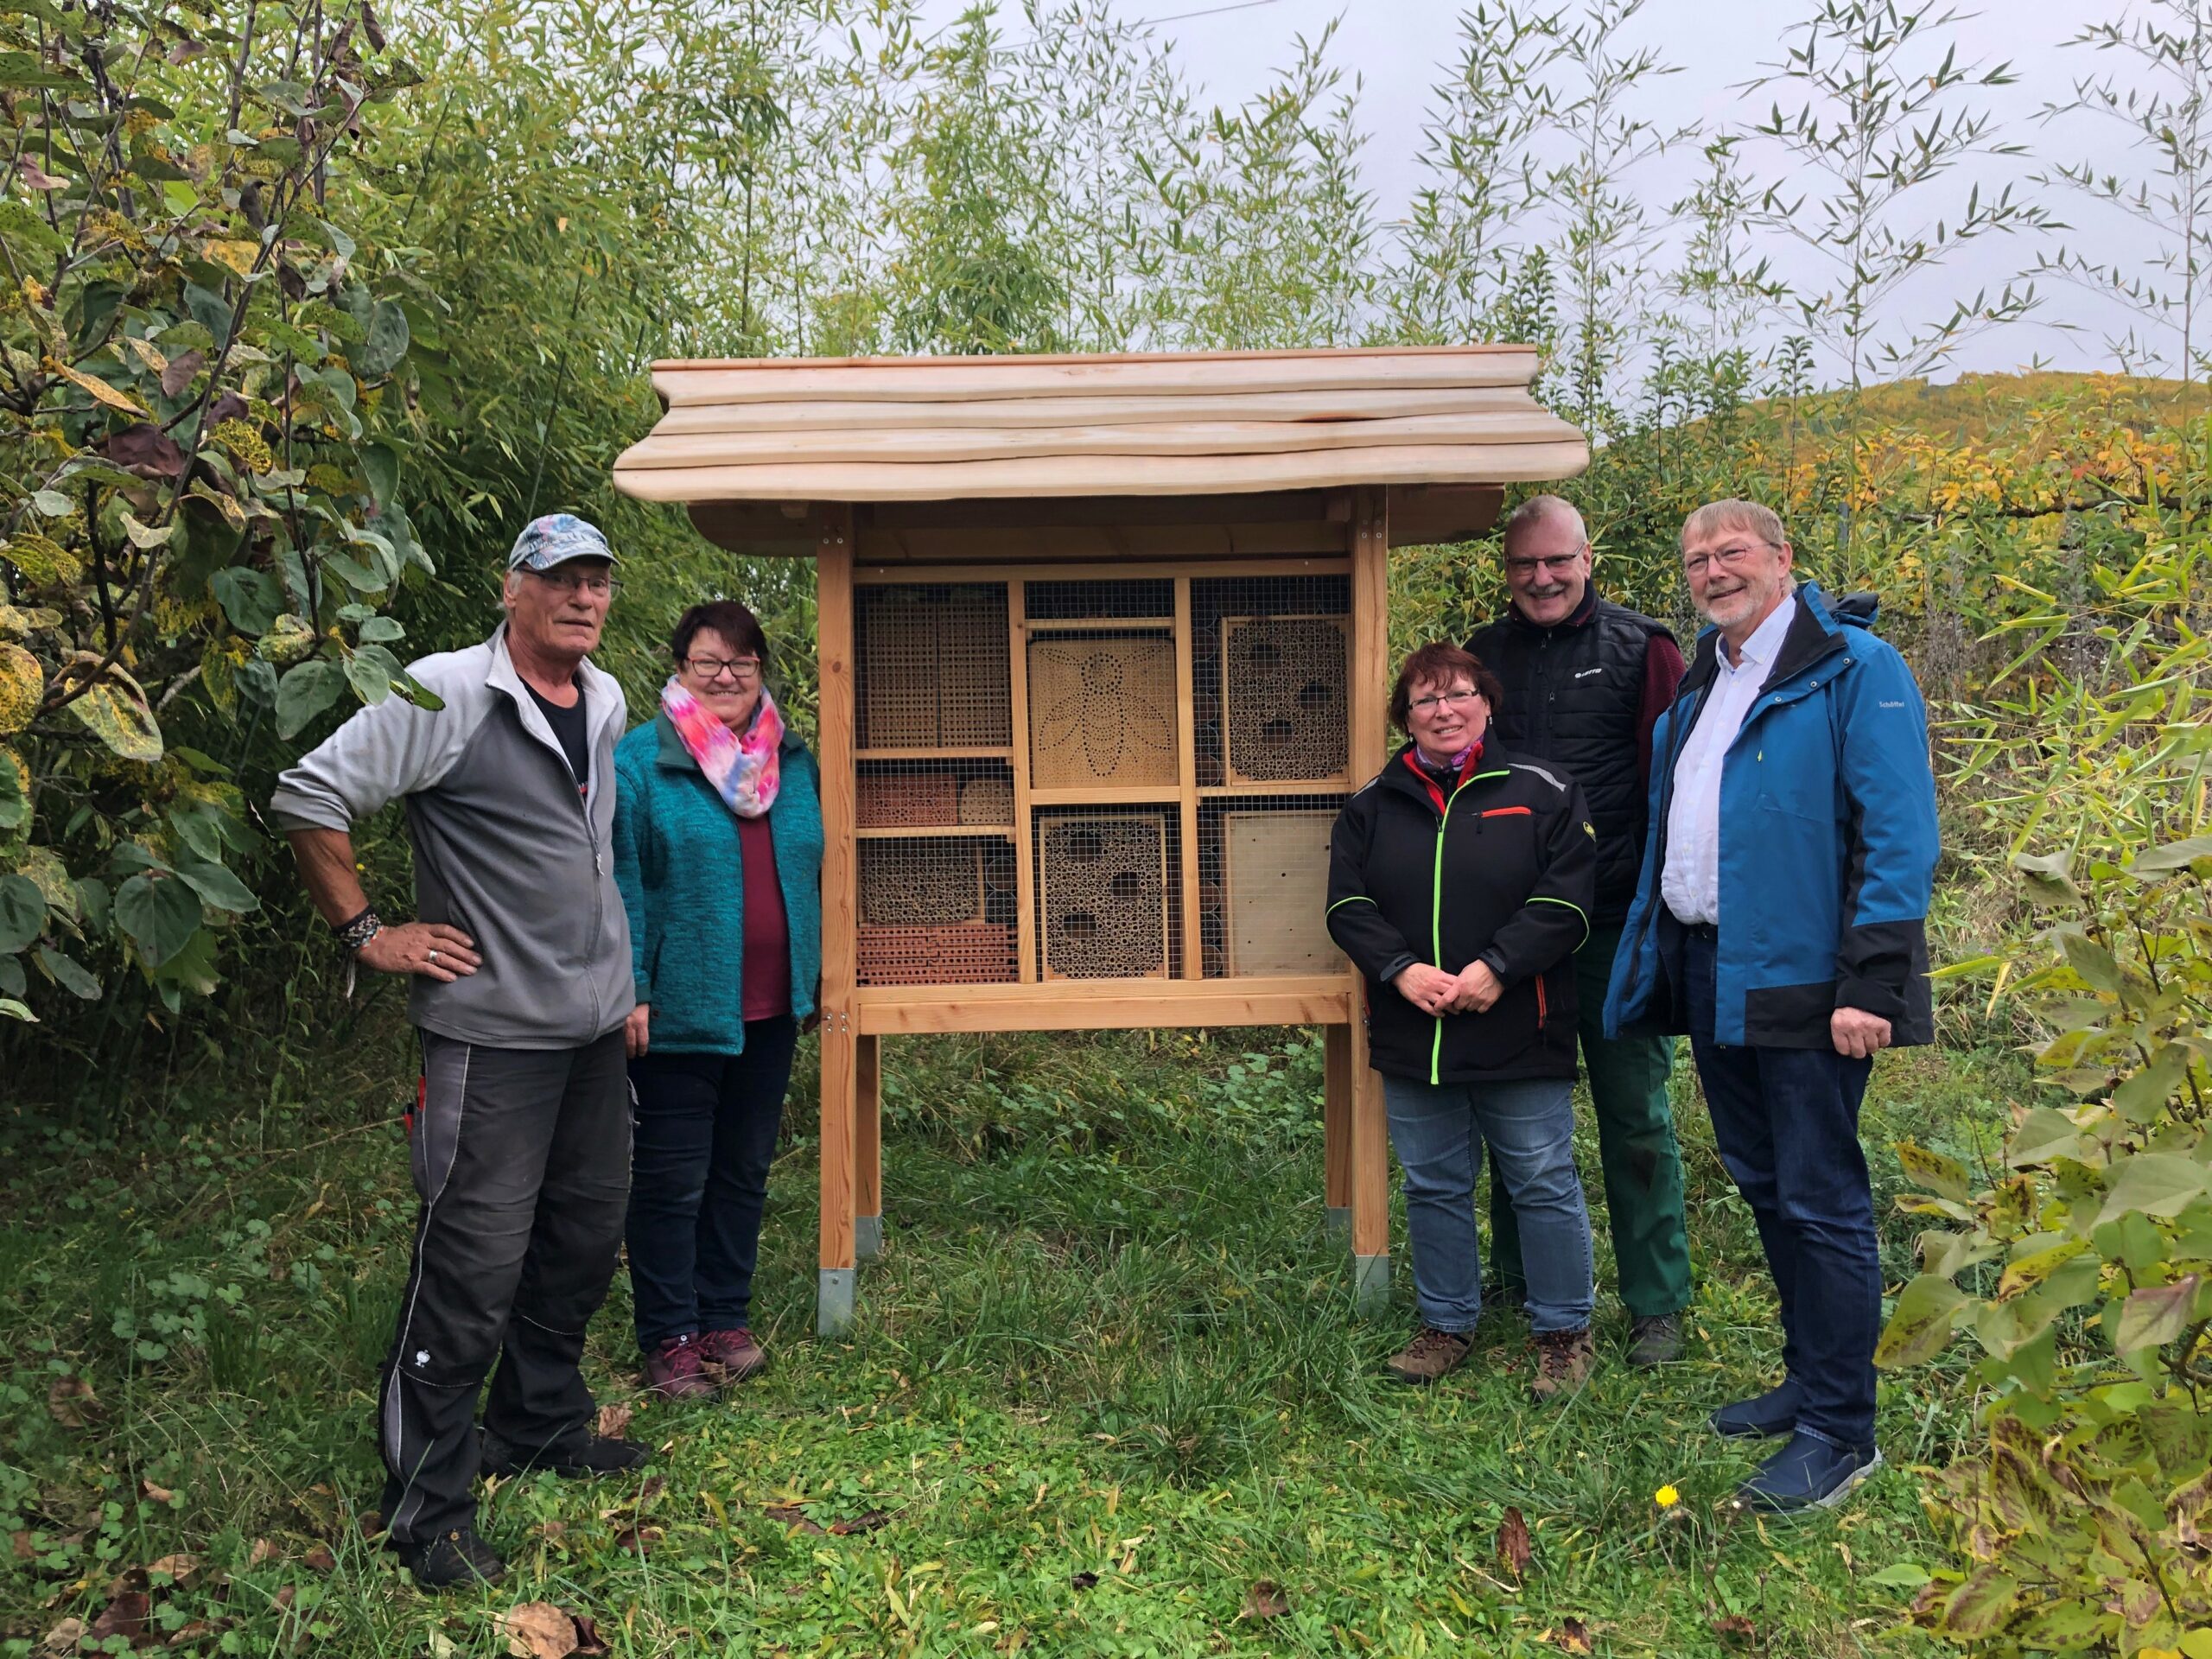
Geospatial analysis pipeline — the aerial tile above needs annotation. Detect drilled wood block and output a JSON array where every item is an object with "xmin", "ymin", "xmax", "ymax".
[
  {"xmin": 1222, "ymin": 615, "xmax": 1350, "ymax": 784},
  {"xmin": 856, "ymin": 588, "xmax": 941, "ymax": 747},
  {"xmin": 1224, "ymin": 809, "xmax": 1348, "ymax": 976},
  {"xmin": 957, "ymin": 774, "xmax": 1014, "ymax": 825},
  {"xmin": 1039, "ymin": 812, "xmax": 1171, "ymax": 980},
  {"xmin": 939, "ymin": 594, "xmax": 1013, "ymax": 744},
  {"xmin": 1027, "ymin": 632, "xmax": 1179, "ymax": 789}
]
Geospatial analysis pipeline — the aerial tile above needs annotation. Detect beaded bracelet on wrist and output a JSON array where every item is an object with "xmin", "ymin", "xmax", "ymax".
[{"xmin": 335, "ymin": 906, "xmax": 384, "ymax": 953}]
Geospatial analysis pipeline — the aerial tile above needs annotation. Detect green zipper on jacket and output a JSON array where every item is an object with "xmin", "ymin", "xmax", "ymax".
[{"xmin": 1427, "ymin": 767, "xmax": 1510, "ymax": 1085}]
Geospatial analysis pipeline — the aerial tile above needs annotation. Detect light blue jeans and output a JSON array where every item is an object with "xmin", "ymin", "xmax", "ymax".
[{"xmin": 1382, "ymin": 1074, "xmax": 1595, "ymax": 1336}]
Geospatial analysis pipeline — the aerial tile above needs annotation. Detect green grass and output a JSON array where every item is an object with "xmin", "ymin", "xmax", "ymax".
[{"xmin": 0, "ymin": 1020, "xmax": 2014, "ymax": 1656}]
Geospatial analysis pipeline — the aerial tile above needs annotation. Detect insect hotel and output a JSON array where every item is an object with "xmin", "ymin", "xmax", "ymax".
[{"xmin": 612, "ymin": 347, "xmax": 1587, "ymax": 1332}]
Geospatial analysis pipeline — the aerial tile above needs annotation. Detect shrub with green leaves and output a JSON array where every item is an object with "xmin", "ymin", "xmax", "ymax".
[
  {"xmin": 1878, "ymin": 542, "xmax": 2212, "ymax": 1653},
  {"xmin": 0, "ymin": 2, "xmax": 428, "ymax": 1022}
]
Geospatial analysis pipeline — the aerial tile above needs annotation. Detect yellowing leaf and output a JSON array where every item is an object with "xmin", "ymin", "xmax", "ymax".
[
  {"xmin": 60, "ymin": 661, "xmax": 162, "ymax": 763},
  {"xmin": 200, "ymin": 238, "xmax": 260, "ymax": 276},
  {"xmin": 45, "ymin": 357, "xmax": 151, "ymax": 416},
  {"xmin": 0, "ymin": 643, "xmax": 41, "ymax": 735},
  {"xmin": 3, "ymin": 534, "xmax": 83, "ymax": 587}
]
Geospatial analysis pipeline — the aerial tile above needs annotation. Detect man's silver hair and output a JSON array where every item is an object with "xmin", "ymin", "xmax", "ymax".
[
  {"xmin": 1680, "ymin": 499, "xmax": 1787, "ymax": 553},
  {"xmin": 1502, "ymin": 493, "xmax": 1588, "ymax": 551}
]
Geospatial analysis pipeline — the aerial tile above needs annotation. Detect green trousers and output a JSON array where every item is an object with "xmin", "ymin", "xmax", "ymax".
[{"xmin": 1488, "ymin": 921, "xmax": 1692, "ymax": 1319}]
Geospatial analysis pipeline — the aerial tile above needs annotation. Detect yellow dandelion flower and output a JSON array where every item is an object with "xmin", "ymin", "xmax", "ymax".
[{"xmin": 1655, "ymin": 1484, "xmax": 1681, "ymax": 1509}]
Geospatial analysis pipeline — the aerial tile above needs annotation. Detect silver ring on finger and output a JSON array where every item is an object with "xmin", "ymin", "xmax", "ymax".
[{"xmin": 428, "ymin": 949, "xmax": 440, "ymax": 964}]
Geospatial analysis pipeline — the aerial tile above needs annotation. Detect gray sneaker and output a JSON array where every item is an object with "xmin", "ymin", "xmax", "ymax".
[{"xmin": 1627, "ymin": 1314, "xmax": 1684, "ymax": 1368}]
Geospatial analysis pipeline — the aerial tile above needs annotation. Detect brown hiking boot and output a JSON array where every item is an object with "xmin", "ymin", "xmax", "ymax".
[
  {"xmin": 642, "ymin": 1333, "xmax": 717, "ymax": 1401},
  {"xmin": 697, "ymin": 1327, "xmax": 767, "ymax": 1382},
  {"xmin": 1385, "ymin": 1327, "xmax": 1474, "ymax": 1384},
  {"xmin": 1529, "ymin": 1325, "xmax": 1597, "ymax": 1402}
]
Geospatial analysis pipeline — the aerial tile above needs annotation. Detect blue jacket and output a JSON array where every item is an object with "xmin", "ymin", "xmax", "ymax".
[
  {"xmin": 1605, "ymin": 584, "xmax": 1939, "ymax": 1049},
  {"xmin": 612, "ymin": 711, "xmax": 823, "ymax": 1054}
]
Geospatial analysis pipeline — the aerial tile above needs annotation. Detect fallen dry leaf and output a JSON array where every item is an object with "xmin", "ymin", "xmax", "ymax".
[
  {"xmin": 87, "ymin": 1589, "xmax": 150, "ymax": 1645},
  {"xmin": 10, "ymin": 1531, "xmax": 31, "ymax": 1561},
  {"xmin": 504, "ymin": 1601, "xmax": 581, "ymax": 1659},
  {"xmin": 359, "ymin": 1510, "xmax": 385, "ymax": 1541},
  {"xmin": 570, "ymin": 1613, "xmax": 609, "ymax": 1656},
  {"xmin": 47, "ymin": 1376, "xmax": 96, "ymax": 1429},
  {"xmin": 142, "ymin": 1478, "xmax": 176, "ymax": 1504},
  {"xmin": 594, "ymin": 1402, "xmax": 632, "ymax": 1440},
  {"xmin": 1240, "ymin": 1580, "xmax": 1290, "ymax": 1620},
  {"xmin": 613, "ymin": 1524, "xmax": 663, "ymax": 1557},
  {"xmin": 1497, "ymin": 1507, "xmax": 1534, "ymax": 1580},
  {"xmin": 637, "ymin": 1475, "xmax": 666, "ymax": 1502},
  {"xmin": 301, "ymin": 1544, "xmax": 336, "ymax": 1573},
  {"xmin": 1549, "ymin": 1615, "xmax": 1593, "ymax": 1653},
  {"xmin": 246, "ymin": 1538, "xmax": 277, "ymax": 1568},
  {"xmin": 147, "ymin": 1552, "xmax": 199, "ymax": 1585},
  {"xmin": 1070, "ymin": 1571, "xmax": 1098, "ymax": 1591},
  {"xmin": 36, "ymin": 1617, "xmax": 84, "ymax": 1658},
  {"xmin": 1711, "ymin": 1612, "xmax": 1758, "ymax": 1646},
  {"xmin": 827, "ymin": 1510, "xmax": 891, "ymax": 1536},
  {"xmin": 761, "ymin": 1504, "xmax": 826, "ymax": 1535},
  {"xmin": 158, "ymin": 350, "xmax": 207, "ymax": 400},
  {"xmin": 168, "ymin": 1617, "xmax": 228, "ymax": 1645}
]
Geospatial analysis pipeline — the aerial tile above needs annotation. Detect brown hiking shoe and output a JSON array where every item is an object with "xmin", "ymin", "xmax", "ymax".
[
  {"xmin": 1529, "ymin": 1325, "xmax": 1597, "ymax": 1402},
  {"xmin": 642, "ymin": 1333, "xmax": 717, "ymax": 1401},
  {"xmin": 697, "ymin": 1327, "xmax": 767, "ymax": 1382},
  {"xmin": 1385, "ymin": 1327, "xmax": 1474, "ymax": 1384}
]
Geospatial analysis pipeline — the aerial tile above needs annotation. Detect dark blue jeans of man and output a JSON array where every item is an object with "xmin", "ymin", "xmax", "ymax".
[
  {"xmin": 1683, "ymin": 926, "xmax": 1879, "ymax": 1452},
  {"xmin": 625, "ymin": 1015, "xmax": 798, "ymax": 1351}
]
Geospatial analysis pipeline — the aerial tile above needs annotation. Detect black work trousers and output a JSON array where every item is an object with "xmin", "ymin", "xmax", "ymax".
[{"xmin": 378, "ymin": 1027, "xmax": 630, "ymax": 1547}]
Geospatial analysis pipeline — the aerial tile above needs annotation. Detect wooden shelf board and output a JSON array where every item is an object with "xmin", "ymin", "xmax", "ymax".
[
  {"xmin": 1023, "ymin": 617, "xmax": 1174, "ymax": 633},
  {"xmin": 855, "ymin": 975, "xmax": 1357, "ymax": 1034},
  {"xmin": 1198, "ymin": 779, "xmax": 1352, "ymax": 798},
  {"xmin": 854, "ymin": 746, "xmax": 1014, "ymax": 760},
  {"xmin": 1028, "ymin": 785, "xmax": 1182, "ymax": 806},
  {"xmin": 855, "ymin": 824, "xmax": 1014, "ymax": 839}
]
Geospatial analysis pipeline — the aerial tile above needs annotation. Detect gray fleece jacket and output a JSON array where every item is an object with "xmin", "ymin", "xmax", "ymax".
[{"xmin": 270, "ymin": 624, "xmax": 635, "ymax": 1050}]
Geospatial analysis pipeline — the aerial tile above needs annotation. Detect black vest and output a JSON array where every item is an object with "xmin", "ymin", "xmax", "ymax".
[{"xmin": 1469, "ymin": 596, "xmax": 1673, "ymax": 925}]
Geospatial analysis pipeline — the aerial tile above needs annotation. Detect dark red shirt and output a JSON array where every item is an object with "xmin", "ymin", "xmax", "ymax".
[{"xmin": 738, "ymin": 814, "xmax": 791, "ymax": 1021}]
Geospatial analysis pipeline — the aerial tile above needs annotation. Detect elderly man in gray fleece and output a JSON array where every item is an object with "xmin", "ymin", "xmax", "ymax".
[{"xmin": 270, "ymin": 514, "xmax": 643, "ymax": 1591}]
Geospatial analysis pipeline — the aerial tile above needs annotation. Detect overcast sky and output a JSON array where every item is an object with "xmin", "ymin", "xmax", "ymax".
[{"xmin": 916, "ymin": 0, "xmax": 2159, "ymax": 383}]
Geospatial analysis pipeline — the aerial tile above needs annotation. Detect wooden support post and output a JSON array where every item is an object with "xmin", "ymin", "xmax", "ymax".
[
  {"xmin": 1324, "ymin": 1023, "xmax": 1352, "ymax": 1247},
  {"xmin": 855, "ymin": 1033, "xmax": 881, "ymax": 1261},
  {"xmin": 1008, "ymin": 580, "xmax": 1039, "ymax": 983},
  {"xmin": 816, "ymin": 505, "xmax": 860, "ymax": 1336},
  {"xmin": 1173, "ymin": 576, "xmax": 1203, "ymax": 978},
  {"xmin": 1347, "ymin": 486, "xmax": 1391, "ymax": 1315}
]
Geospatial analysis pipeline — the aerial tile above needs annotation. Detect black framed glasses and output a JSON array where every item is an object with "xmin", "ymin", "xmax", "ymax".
[{"xmin": 683, "ymin": 654, "xmax": 761, "ymax": 683}]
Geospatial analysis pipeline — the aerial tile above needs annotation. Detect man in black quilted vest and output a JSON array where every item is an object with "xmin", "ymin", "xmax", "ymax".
[{"xmin": 1467, "ymin": 495, "xmax": 1692, "ymax": 1365}]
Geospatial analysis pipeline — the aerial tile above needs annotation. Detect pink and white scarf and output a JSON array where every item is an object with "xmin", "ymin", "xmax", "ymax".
[{"xmin": 661, "ymin": 679, "xmax": 784, "ymax": 818}]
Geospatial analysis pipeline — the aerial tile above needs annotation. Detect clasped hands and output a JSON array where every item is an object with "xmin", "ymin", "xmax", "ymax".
[{"xmin": 1391, "ymin": 959, "xmax": 1503, "ymax": 1016}]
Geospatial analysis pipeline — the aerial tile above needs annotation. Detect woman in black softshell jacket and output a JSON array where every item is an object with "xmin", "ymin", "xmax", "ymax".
[{"xmin": 1327, "ymin": 643, "xmax": 1601, "ymax": 1399}]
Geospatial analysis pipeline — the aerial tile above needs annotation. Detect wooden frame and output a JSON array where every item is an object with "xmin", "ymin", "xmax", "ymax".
[{"xmin": 614, "ymin": 348, "xmax": 1586, "ymax": 1339}]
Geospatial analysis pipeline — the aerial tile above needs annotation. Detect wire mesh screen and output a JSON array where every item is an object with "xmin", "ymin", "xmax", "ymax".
[
  {"xmin": 1192, "ymin": 575, "xmax": 1351, "ymax": 788},
  {"xmin": 1198, "ymin": 794, "xmax": 1351, "ymax": 977},
  {"xmin": 855, "ymin": 583, "xmax": 1012, "ymax": 748},
  {"xmin": 855, "ymin": 828, "xmax": 1018, "ymax": 986},
  {"xmin": 1034, "ymin": 807, "xmax": 1181, "ymax": 980},
  {"xmin": 856, "ymin": 759, "xmax": 1016, "ymax": 830},
  {"xmin": 1026, "ymin": 578, "xmax": 1174, "ymax": 620}
]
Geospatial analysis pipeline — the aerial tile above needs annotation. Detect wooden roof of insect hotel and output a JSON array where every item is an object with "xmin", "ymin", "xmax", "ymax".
[{"xmin": 612, "ymin": 345, "xmax": 1586, "ymax": 550}]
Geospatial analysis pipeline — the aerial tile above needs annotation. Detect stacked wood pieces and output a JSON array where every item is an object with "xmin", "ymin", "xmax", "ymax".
[
  {"xmin": 1222, "ymin": 615, "xmax": 1350, "ymax": 784},
  {"xmin": 957, "ymin": 774, "xmax": 1014, "ymax": 825},
  {"xmin": 1039, "ymin": 813, "xmax": 1171, "ymax": 980},
  {"xmin": 857, "ymin": 769, "xmax": 959, "ymax": 829},
  {"xmin": 613, "ymin": 347, "xmax": 1589, "ymax": 504}
]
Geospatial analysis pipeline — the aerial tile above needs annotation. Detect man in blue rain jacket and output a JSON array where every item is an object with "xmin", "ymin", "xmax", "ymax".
[{"xmin": 1605, "ymin": 499, "xmax": 1938, "ymax": 1516}]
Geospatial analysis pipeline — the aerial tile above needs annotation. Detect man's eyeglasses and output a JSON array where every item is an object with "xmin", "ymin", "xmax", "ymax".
[
  {"xmin": 684, "ymin": 654, "xmax": 761, "ymax": 683},
  {"xmin": 531, "ymin": 569, "xmax": 619, "ymax": 598},
  {"xmin": 1409, "ymin": 690, "xmax": 1483, "ymax": 715},
  {"xmin": 1503, "ymin": 552, "xmax": 1586, "ymax": 577},
  {"xmin": 1682, "ymin": 542, "xmax": 1774, "ymax": 578}
]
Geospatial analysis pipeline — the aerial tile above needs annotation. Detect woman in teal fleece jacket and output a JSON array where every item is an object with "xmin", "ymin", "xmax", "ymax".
[{"xmin": 612, "ymin": 600, "xmax": 823, "ymax": 1400}]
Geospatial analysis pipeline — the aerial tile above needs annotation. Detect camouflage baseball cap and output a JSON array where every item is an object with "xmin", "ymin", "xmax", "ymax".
[{"xmin": 506, "ymin": 512, "xmax": 617, "ymax": 573}]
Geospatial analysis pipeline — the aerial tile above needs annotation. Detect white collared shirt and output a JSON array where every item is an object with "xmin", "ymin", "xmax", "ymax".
[{"xmin": 1660, "ymin": 593, "xmax": 1798, "ymax": 927}]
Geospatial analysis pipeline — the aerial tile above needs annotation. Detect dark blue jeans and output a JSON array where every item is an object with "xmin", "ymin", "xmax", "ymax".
[
  {"xmin": 625, "ymin": 1016, "xmax": 798, "ymax": 1351},
  {"xmin": 1683, "ymin": 927, "xmax": 1878, "ymax": 1451}
]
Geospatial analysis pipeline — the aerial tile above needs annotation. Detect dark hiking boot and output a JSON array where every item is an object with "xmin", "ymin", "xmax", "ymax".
[
  {"xmin": 641, "ymin": 1332, "xmax": 717, "ymax": 1401},
  {"xmin": 698, "ymin": 1326, "xmax": 768, "ymax": 1382},
  {"xmin": 1626, "ymin": 1313, "xmax": 1684, "ymax": 1368},
  {"xmin": 1732, "ymin": 1432, "xmax": 1882, "ymax": 1515},
  {"xmin": 1709, "ymin": 1380, "xmax": 1802, "ymax": 1440},
  {"xmin": 1385, "ymin": 1327, "xmax": 1474, "ymax": 1383},
  {"xmin": 1529, "ymin": 1325, "xmax": 1597, "ymax": 1402},
  {"xmin": 402, "ymin": 1525, "xmax": 505, "ymax": 1591},
  {"xmin": 481, "ymin": 1427, "xmax": 649, "ymax": 1479}
]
